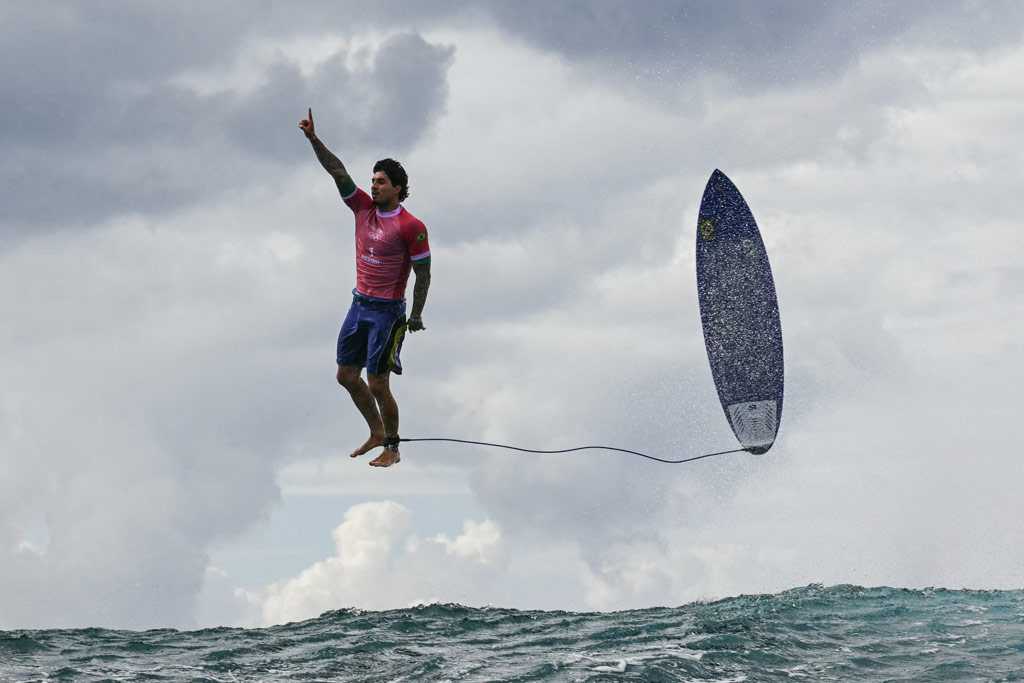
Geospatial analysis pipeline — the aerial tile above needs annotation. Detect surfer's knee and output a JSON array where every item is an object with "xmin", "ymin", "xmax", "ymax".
[{"xmin": 336, "ymin": 365, "xmax": 361, "ymax": 388}]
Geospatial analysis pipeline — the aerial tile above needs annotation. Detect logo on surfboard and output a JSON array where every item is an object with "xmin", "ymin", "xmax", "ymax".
[{"xmin": 699, "ymin": 217, "xmax": 716, "ymax": 240}]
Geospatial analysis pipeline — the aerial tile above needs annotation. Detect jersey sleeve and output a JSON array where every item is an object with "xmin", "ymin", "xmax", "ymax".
[
  {"xmin": 342, "ymin": 185, "xmax": 374, "ymax": 214},
  {"xmin": 402, "ymin": 217, "xmax": 431, "ymax": 262}
]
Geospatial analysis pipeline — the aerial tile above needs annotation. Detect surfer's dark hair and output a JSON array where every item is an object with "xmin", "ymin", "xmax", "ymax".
[{"xmin": 373, "ymin": 158, "xmax": 409, "ymax": 202}]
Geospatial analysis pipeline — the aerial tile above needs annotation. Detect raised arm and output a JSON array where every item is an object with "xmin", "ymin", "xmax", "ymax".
[{"xmin": 299, "ymin": 108, "xmax": 355, "ymax": 191}]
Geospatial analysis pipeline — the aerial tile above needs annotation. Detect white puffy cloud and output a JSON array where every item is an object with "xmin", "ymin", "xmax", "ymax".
[{"xmin": 256, "ymin": 502, "xmax": 506, "ymax": 625}]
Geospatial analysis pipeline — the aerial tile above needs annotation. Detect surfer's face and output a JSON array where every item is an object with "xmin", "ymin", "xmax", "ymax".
[{"xmin": 370, "ymin": 172, "xmax": 401, "ymax": 209}]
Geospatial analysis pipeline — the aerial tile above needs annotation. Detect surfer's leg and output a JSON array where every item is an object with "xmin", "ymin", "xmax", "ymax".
[
  {"xmin": 336, "ymin": 365, "xmax": 385, "ymax": 457},
  {"xmin": 367, "ymin": 372, "xmax": 400, "ymax": 468}
]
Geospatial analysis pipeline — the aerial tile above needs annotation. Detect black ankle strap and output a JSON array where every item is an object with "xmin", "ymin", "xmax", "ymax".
[{"xmin": 383, "ymin": 435, "xmax": 401, "ymax": 450}]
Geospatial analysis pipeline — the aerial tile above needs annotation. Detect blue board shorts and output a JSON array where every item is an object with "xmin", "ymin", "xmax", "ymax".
[{"xmin": 337, "ymin": 290, "xmax": 408, "ymax": 375}]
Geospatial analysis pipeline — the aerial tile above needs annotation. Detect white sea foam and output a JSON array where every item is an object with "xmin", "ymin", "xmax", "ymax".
[{"xmin": 592, "ymin": 659, "xmax": 627, "ymax": 672}]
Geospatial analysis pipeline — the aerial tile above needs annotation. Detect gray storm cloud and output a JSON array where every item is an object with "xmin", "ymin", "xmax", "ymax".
[
  {"xmin": 479, "ymin": 0, "xmax": 1024, "ymax": 85},
  {"xmin": 0, "ymin": 2, "xmax": 454, "ymax": 231},
  {"xmin": 2, "ymin": 1, "xmax": 1023, "ymax": 629}
]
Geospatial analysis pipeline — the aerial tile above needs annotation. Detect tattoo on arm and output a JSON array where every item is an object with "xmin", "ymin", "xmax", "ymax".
[
  {"xmin": 310, "ymin": 137, "xmax": 351, "ymax": 184},
  {"xmin": 411, "ymin": 262, "xmax": 431, "ymax": 318}
]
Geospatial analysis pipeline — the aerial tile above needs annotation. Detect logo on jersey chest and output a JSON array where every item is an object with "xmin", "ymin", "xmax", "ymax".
[
  {"xmin": 361, "ymin": 226, "xmax": 389, "ymax": 265},
  {"xmin": 360, "ymin": 219, "xmax": 399, "ymax": 265}
]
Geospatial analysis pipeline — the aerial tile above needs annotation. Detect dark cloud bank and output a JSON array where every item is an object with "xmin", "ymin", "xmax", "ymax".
[{"xmin": 4, "ymin": 1, "xmax": 1020, "ymax": 234}]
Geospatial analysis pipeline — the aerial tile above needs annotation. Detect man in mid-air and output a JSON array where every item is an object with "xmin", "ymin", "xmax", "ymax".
[{"xmin": 299, "ymin": 108, "xmax": 431, "ymax": 468}]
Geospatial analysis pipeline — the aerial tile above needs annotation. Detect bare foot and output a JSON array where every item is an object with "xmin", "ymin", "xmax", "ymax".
[
  {"xmin": 369, "ymin": 448, "xmax": 401, "ymax": 467},
  {"xmin": 350, "ymin": 432, "xmax": 385, "ymax": 458}
]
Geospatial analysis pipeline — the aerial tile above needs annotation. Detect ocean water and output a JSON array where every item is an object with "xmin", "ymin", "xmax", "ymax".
[{"xmin": 2, "ymin": 585, "xmax": 1023, "ymax": 682}]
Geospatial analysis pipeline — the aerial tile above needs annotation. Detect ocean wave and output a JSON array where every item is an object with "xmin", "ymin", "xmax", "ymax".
[{"xmin": 2, "ymin": 585, "xmax": 1022, "ymax": 681}]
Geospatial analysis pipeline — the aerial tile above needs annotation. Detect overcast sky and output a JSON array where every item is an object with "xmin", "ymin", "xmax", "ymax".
[{"xmin": 3, "ymin": 1, "xmax": 1023, "ymax": 630}]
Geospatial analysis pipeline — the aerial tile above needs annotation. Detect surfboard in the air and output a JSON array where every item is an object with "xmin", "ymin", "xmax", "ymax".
[{"xmin": 696, "ymin": 169, "xmax": 784, "ymax": 454}]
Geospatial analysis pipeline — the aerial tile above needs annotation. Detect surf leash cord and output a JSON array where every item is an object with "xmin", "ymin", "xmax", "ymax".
[{"xmin": 397, "ymin": 437, "xmax": 747, "ymax": 465}]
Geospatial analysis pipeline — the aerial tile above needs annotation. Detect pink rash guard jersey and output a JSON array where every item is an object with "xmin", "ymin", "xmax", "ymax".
[{"xmin": 342, "ymin": 186, "xmax": 430, "ymax": 300}]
